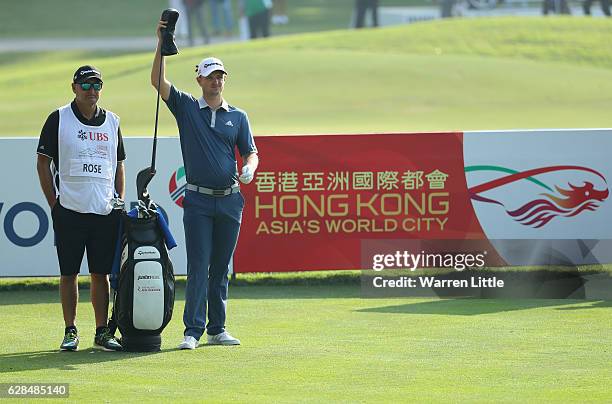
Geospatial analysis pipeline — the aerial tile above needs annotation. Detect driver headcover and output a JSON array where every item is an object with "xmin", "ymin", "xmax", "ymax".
[{"xmin": 160, "ymin": 9, "xmax": 180, "ymax": 56}]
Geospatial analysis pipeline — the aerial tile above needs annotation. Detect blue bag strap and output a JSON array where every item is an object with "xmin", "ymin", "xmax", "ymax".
[{"xmin": 109, "ymin": 216, "xmax": 124, "ymax": 291}]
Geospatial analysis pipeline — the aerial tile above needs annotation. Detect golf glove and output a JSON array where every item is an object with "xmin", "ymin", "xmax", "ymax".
[{"xmin": 239, "ymin": 165, "xmax": 254, "ymax": 184}]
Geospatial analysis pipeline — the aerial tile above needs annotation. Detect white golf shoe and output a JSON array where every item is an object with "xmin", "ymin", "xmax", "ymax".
[
  {"xmin": 178, "ymin": 336, "xmax": 199, "ymax": 350},
  {"xmin": 207, "ymin": 331, "xmax": 240, "ymax": 345}
]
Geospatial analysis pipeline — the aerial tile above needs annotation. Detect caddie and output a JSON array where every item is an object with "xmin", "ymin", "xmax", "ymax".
[{"xmin": 36, "ymin": 65, "xmax": 125, "ymax": 352}]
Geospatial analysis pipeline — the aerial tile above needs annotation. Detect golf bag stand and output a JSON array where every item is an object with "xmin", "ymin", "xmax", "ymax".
[{"xmin": 111, "ymin": 209, "xmax": 175, "ymax": 352}]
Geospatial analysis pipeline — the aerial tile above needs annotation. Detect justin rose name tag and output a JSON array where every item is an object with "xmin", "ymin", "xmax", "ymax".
[{"xmin": 69, "ymin": 158, "xmax": 111, "ymax": 179}]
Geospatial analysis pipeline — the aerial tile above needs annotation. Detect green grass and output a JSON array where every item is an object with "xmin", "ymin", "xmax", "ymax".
[
  {"xmin": 1, "ymin": 17, "xmax": 611, "ymax": 137},
  {"xmin": 256, "ymin": 0, "xmax": 428, "ymax": 37},
  {"xmin": 0, "ymin": 271, "xmax": 363, "ymax": 291},
  {"xmin": 0, "ymin": 0, "xmax": 421, "ymax": 39},
  {"xmin": 0, "ymin": 0, "xmax": 168, "ymax": 38},
  {"xmin": 2, "ymin": 265, "xmax": 610, "ymax": 292},
  {"xmin": 267, "ymin": 17, "xmax": 612, "ymax": 70},
  {"xmin": 0, "ymin": 286, "xmax": 610, "ymax": 402}
]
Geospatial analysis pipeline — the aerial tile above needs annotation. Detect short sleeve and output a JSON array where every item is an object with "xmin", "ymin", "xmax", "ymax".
[
  {"xmin": 164, "ymin": 85, "xmax": 186, "ymax": 117},
  {"xmin": 237, "ymin": 111, "xmax": 258, "ymax": 157},
  {"xmin": 117, "ymin": 127, "xmax": 126, "ymax": 161},
  {"xmin": 37, "ymin": 110, "xmax": 59, "ymax": 161}
]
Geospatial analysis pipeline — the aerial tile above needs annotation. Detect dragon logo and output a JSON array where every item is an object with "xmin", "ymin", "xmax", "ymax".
[{"xmin": 467, "ymin": 165, "xmax": 608, "ymax": 228}]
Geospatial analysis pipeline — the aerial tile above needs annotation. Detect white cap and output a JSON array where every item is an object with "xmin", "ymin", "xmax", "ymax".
[{"xmin": 195, "ymin": 57, "xmax": 227, "ymax": 77}]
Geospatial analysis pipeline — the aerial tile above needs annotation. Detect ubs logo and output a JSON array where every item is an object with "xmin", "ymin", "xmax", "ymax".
[{"xmin": 77, "ymin": 129, "xmax": 109, "ymax": 142}]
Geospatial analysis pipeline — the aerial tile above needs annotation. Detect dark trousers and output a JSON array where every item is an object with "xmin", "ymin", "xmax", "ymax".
[
  {"xmin": 355, "ymin": 0, "xmax": 379, "ymax": 28},
  {"xmin": 248, "ymin": 9, "xmax": 270, "ymax": 39},
  {"xmin": 184, "ymin": 0, "xmax": 210, "ymax": 45},
  {"xmin": 542, "ymin": 0, "xmax": 571, "ymax": 14},
  {"xmin": 583, "ymin": 0, "xmax": 611, "ymax": 15},
  {"xmin": 182, "ymin": 190, "xmax": 244, "ymax": 339}
]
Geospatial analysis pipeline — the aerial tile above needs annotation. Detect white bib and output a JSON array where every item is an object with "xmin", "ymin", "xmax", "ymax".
[{"xmin": 57, "ymin": 103, "xmax": 120, "ymax": 214}]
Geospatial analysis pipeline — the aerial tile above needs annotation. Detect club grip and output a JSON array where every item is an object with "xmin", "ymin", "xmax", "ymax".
[{"xmin": 160, "ymin": 8, "xmax": 179, "ymax": 56}]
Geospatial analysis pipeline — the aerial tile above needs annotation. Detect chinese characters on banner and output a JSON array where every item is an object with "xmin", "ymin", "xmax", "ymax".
[
  {"xmin": 253, "ymin": 169, "xmax": 450, "ymax": 235},
  {"xmin": 235, "ymin": 133, "xmax": 486, "ymax": 272}
]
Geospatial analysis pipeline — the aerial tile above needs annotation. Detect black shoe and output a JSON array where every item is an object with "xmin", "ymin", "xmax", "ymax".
[{"xmin": 94, "ymin": 327, "xmax": 122, "ymax": 351}]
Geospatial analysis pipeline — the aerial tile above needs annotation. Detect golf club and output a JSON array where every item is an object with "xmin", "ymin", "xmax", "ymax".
[{"xmin": 136, "ymin": 8, "xmax": 179, "ymax": 208}]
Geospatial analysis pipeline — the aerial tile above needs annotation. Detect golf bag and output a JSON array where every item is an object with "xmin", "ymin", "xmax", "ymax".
[
  {"xmin": 110, "ymin": 206, "xmax": 176, "ymax": 352},
  {"xmin": 107, "ymin": 7, "xmax": 180, "ymax": 352}
]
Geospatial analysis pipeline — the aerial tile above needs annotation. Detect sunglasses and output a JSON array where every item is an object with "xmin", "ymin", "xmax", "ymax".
[{"xmin": 78, "ymin": 82, "xmax": 103, "ymax": 91}]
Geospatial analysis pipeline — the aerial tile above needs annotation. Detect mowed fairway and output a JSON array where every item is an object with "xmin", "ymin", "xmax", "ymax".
[
  {"xmin": 1, "ymin": 17, "xmax": 612, "ymax": 136},
  {"xmin": 0, "ymin": 286, "xmax": 610, "ymax": 402}
]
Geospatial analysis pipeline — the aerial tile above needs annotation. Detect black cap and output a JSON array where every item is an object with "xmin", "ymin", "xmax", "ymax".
[{"xmin": 73, "ymin": 65, "xmax": 103, "ymax": 84}]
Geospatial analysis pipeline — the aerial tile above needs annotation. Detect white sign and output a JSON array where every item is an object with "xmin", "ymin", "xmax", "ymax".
[
  {"xmin": 464, "ymin": 129, "xmax": 612, "ymax": 239},
  {"xmin": 0, "ymin": 137, "xmax": 187, "ymax": 277}
]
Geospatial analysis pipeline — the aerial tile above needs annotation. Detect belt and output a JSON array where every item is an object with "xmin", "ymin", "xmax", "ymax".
[{"xmin": 186, "ymin": 183, "xmax": 240, "ymax": 197}]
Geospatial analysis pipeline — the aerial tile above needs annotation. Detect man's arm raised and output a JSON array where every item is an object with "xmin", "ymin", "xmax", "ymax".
[{"xmin": 151, "ymin": 20, "xmax": 171, "ymax": 101}]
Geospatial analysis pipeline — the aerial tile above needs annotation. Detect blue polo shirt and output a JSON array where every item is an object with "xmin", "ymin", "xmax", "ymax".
[{"xmin": 164, "ymin": 85, "xmax": 257, "ymax": 189}]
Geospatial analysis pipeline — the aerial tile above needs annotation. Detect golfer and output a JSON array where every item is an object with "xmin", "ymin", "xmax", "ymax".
[
  {"xmin": 152, "ymin": 20, "xmax": 258, "ymax": 349},
  {"xmin": 36, "ymin": 65, "xmax": 125, "ymax": 352}
]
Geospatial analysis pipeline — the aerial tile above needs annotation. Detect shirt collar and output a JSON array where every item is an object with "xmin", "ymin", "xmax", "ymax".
[
  {"xmin": 198, "ymin": 97, "xmax": 229, "ymax": 112},
  {"xmin": 71, "ymin": 100, "xmax": 102, "ymax": 121}
]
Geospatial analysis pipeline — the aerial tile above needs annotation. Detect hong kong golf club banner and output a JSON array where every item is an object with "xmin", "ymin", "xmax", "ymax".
[{"xmin": 1, "ymin": 130, "xmax": 612, "ymax": 276}]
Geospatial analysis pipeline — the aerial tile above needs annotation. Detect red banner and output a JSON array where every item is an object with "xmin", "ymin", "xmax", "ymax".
[{"xmin": 235, "ymin": 133, "xmax": 486, "ymax": 272}]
